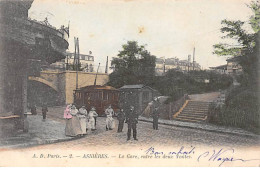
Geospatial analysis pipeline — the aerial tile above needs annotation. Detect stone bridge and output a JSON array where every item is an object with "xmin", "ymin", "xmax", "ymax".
[{"xmin": 28, "ymin": 70, "xmax": 109, "ymax": 105}]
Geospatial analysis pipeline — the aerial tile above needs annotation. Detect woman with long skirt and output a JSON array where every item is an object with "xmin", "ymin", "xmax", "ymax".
[{"xmin": 64, "ymin": 104, "xmax": 82, "ymax": 137}]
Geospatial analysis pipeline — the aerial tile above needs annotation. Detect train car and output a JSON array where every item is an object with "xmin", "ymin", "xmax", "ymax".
[{"xmin": 74, "ymin": 85, "xmax": 119, "ymax": 116}]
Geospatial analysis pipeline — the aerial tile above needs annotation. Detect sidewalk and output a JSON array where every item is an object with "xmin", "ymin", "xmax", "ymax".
[
  {"xmin": 0, "ymin": 115, "xmax": 73, "ymax": 149},
  {"xmin": 139, "ymin": 116, "xmax": 259, "ymax": 138}
]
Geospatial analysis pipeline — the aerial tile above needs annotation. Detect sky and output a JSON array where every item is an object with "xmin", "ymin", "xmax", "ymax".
[{"xmin": 29, "ymin": 0, "xmax": 254, "ymax": 72}]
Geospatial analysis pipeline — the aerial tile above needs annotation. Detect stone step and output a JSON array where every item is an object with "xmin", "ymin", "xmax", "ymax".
[
  {"xmin": 174, "ymin": 117, "xmax": 204, "ymax": 123},
  {"xmin": 185, "ymin": 104, "xmax": 210, "ymax": 107},
  {"xmin": 183, "ymin": 107, "xmax": 209, "ymax": 110},
  {"xmin": 187, "ymin": 102, "xmax": 210, "ymax": 104},
  {"xmin": 187, "ymin": 104, "xmax": 210, "ymax": 107},
  {"xmin": 181, "ymin": 109, "xmax": 208, "ymax": 113},
  {"xmin": 177, "ymin": 114, "xmax": 206, "ymax": 120},
  {"xmin": 179, "ymin": 112, "xmax": 206, "ymax": 117}
]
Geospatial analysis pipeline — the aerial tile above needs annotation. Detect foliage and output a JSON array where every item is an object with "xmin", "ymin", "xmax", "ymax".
[
  {"xmin": 209, "ymin": 86, "xmax": 260, "ymax": 134},
  {"xmin": 210, "ymin": 2, "xmax": 259, "ymax": 132},
  {"xmin": 213, "ymin": 0, "xmax": 259, "ymax": 57},
  {"xmin": 150, "ymin": 70, "xmax": 233, "ymax": 102},
  {"xmin": 107, "ymin": 41, "xmax": 156, "ymax": 88}
]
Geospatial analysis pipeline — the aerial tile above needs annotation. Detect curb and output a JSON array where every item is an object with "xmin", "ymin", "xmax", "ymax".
[
  {"xmin": 138, "ymin": 118, "xmax": 259, "ymax": 138},
  {"xmin": 0, "ymin": 136, "xmax": 82, "ymax": 149}
]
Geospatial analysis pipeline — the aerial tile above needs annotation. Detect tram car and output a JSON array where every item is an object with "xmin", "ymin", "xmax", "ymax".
[{"xmin": 74, "ymin": 85, "xmax": 119, "ymax": 116}]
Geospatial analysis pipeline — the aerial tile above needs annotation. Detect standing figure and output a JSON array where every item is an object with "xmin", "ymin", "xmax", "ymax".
[
  {"xmin": 117, "ymin": 109, "xmax": 125, "ymax": 133},
  {"xmin": 64, "ymin": 104, "xmax": 73, "ymax": 136},
  {"xmin": 78, "ymin": 106, "xmax": 88, "ymax": 135},
  {"xmin": 42, "ymin": 104, "xmax": 48, "ymax": 121},
  {"xmin": 88, "ymin": 107, "xmax": 98, "ymax": 131},
  {"xmin": 31, "ymin": 104, "xmax": 37, "ymax": 115},
  {"xmin": 126, "ymin": 105, "xmax": 138, "ymax": 141},
  {"xmin": 152, "ymin": 97, "xmax": 160, "ymax": 130},
  {"xmin": 105, "ymin": 105, "xmax": 114, "ymax": 130},
  {"xmin": 67, "ymin": 105, "xmax": 82, "ymax": 137}
]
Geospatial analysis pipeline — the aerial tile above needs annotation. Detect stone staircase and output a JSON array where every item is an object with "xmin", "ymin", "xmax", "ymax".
[{"xmin": 173, "ymin": 100, "xmax": 211, "ymax": 123}]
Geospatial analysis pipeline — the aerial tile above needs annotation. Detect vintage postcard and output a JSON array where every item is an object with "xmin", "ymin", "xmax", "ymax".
[{"xmin": 0, "ymin": 0, "xmax": 259, "ymax": 167}]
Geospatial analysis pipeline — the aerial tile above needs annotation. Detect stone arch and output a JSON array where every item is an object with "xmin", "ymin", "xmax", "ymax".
[{"xmin": 28, "ymin": 76, "xmax": 58, "ymax": 91}]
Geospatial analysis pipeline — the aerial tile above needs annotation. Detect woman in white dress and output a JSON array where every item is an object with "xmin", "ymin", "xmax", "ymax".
[
  {"xmin": 88, "ymin": 107, "xmax": 98, "ymax": 131},
  {"xmin": 105, "ymin": 105, "xmax": 115, "ymax": 130},
  {"xmin": 78, "ymin": 106, "xmax": 88, "ymax": 135},
  {"xmin": 68, "ymin": 105, "xmax": 82, "ymax": 137}
]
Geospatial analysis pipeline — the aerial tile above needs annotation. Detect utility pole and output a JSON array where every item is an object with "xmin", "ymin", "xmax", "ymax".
[
  {"xmin": 188, "ymin": 54, "xmax": 191, "ymax": 72},
  {"xmin": 94, "ymin": 63, "xmax": 100, "ymax": 86},
  {"xmin": 193, "ymin": 47, "xmax": 195, "ymax": 71},
  {"xmin": 105, "ymin": 56, "xmax": 108, "ymax": 74},
  {"xmin": 74, "ymin": 37, "xmax": 80, "ymax": 90},
  {"xmin": 66, "ymin": 54, "xmax": 69, "ymax": 70},
  {"xmin": 163, "ymin": 57, "xmax": 166, "ymax": 75}
]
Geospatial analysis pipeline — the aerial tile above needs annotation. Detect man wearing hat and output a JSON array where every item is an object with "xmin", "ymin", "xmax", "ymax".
[
  {"xmin": 152, "ymin": 97, "xmax": 160, "ymax": 130},
  {"xmin": 126, "ymin": 105, "xmax": 138, "ymax": 141},
  {"xmin": 88, "ymin": 107, "xmax": 98, "ymax": 131}
]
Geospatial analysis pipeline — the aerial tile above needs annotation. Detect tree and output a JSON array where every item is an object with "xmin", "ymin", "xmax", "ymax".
[
  {"xmin": 108, "ymin": 41, "xmax": 156, "ymax": 88},
  {"xmin": 213, "ymin": 0, "xmax": 259, "ymax": 57}
]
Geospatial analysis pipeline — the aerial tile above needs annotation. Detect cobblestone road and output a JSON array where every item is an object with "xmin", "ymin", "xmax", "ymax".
[
  {"xmin": 27, "ymin": 106, "xmax": 259, "ymax": 150},
  {"xmin": 1, "ymin": 106, "xmax": 259, "ymax": 167}
]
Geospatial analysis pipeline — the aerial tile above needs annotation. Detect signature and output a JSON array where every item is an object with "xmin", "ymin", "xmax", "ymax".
[
  {"xmin": 145, "ymin": 146, "xmax": 195, "ymax": 157},
  {"xmin": 197, "ymin": 148, "xmax": 260, "ymax": 167}
]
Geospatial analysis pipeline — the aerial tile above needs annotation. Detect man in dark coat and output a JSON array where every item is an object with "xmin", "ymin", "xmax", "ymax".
[
  {"xmin": 126, "ymin": 105, "xmax": 138, "ymax": 141},
  {"xmin": 31, "ymin": 104, "xmax": 37, "ymax": 115},
  {"xmin": 42, "ymin": 104, "xmax": 48, "ymax": 121},
  {"xmin": 152, "ymin": 97, "xmax": 160, "ymax": 130},
  {"xmin": 117, "ymin": 108, "xmax": 126, "ymax": 133}
]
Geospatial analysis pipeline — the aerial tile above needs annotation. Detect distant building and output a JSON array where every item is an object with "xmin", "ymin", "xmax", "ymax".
[
  {"xmin": 209, "ymin": 57, "xmax": 242, "ymax": 75},
  {"xmin": 119, "ymin": 84, "xmax": 160, "ymax": 113},
  {"xmin": 49, "ymin": 52, "xmax": 95, "ymax": 72},
  {"xmin": 209, "ymin": 64, "xmax": 227, "ymax": 74},
  {"xmin": 226, "ymin": 57, "xmax": 243, "ymax": 75},
  {"xmin": 66, "ymin": 52, "xmax": 95, "ymax": 72},
  {"xmin": 155, "ymin": 57, "xmax": 201, "ymax": 75}
]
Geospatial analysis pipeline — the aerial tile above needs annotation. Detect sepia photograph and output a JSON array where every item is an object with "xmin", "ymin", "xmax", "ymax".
[{"xmin": 0, "ymin": 0, "xmax": 259, "ymax": 167}]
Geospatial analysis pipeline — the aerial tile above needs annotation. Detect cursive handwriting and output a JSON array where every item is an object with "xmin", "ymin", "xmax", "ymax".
[
  {"xmin": 197, "ymin": 148, "xmax": 260, "ymax": 167},
  {"xmin": 145, "ymin": 146, "xmax": 195, "ymax": 157}
]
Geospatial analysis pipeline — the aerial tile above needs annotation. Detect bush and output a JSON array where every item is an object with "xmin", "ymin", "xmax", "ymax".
[{"xmin": 209, "ymin": 86, "xmax": 260, "ymax": 134}]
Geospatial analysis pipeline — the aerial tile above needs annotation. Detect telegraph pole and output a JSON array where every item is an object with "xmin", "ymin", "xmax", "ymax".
[
  {"xmin": 193, "ymin": 47, "xmax": 195, "ymax": 71},
  {"xmin": 74, "ymin": 37, "xmax": 80, "ymax": 90},
  {"xmin": 188, "ymin": 54, "xmax": 191, "ymax": 72},
  {"xmin": 163, "ymin": 57, "xmax": 166, "ymax": 75},
  {"xmin": 94, "ymin": 63, "xmax": 100, "ymax": 86},
  {"xmin": 105, "ymin": 56, "xmax": 108, "ymax": 74}
]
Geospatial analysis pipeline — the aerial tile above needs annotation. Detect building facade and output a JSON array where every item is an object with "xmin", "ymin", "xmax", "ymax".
[
  {"xmin": 209, "ymin": 57, "xmax": 242, "ymax": 75},
  {"xmin": 209, "ymin": 64, "xmax": 227, "ymax": 74},
  {"xmin": 226, "ymin": 57, "xmax": 243, "ymax": 75},
  {"xmin": 50, "ymin": 52, "xmax": 95, "ymax": 72},
  {"xmin": 156, "ymin": 57, "xmax": 201, "ymax": 75},
  {"xmin": 66, "ymin": 52, "xmax": 95, "ymax": 72}
]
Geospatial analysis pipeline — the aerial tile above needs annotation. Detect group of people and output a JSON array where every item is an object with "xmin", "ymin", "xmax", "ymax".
[
  {"xmin": 63, "ymin": 97, "xmax": 160, "ymax": 140},
  {"xmin": 64, "ymin": 104, "xmax": 98, "ymax": 137},
  {"xmin": 30, "ymin": 104, "xmax": 48, "ymax": 121}
]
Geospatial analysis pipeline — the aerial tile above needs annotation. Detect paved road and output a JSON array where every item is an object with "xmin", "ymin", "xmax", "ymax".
[
  {"xmin": 26, "ymin": 106, "xmax": 259, "ymax": 150},
  {"xmin": 1, "ymin": 106, "xmax": 259, "ymax": 167}
]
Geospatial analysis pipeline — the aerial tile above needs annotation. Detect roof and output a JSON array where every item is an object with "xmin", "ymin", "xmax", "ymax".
[
  {"xmin": 119, "ymin": 84, "xmax": 145, "ymax": 89},
  {"xmin": 226, "ymin": 56, "xmax": 239, "ymax": 62},
  {"xmin": 209, "ymin": 64, "xmax": 227, "ymax": 69},
  {"xmin": 119, "ymin": 84, "xmax": 159, "ymax": 93},
  {"xmin": 76, "ymin": 85, "xmax": 118, "ymax": 92}
]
